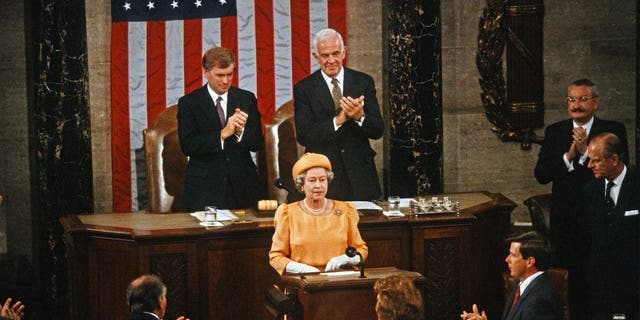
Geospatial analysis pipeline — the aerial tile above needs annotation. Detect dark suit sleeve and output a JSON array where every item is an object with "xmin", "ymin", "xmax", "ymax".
[
  {"xmin": 294, "ymin": 71, "xmax": 384, "ymax": 147},
  {"xmin": 233, "ymin": 92, "xmax": 263, "ymax": 152},
  {"xmin": 534, "ymin": 125, "xmax": 570, "ymax": 185},
  {"xmin": 177, "ymin": 91, "xmax": 223, "ymax": 157},
  {"xmin": 350, "ymin": 74, "xmax": 384, "ymax": 140},
  {"xmin": 293, "ymin": 81, "xmax": 341, "ymax": 147}
]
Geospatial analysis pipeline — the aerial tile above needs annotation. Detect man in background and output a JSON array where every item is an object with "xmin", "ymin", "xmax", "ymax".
[
  {"xmin": 178, "ymin": 47, "xmax": 263, "ymax": 211},
  {"xmin": 126, "ymin": 274, "xmax": 189, "ymax": 320},
  {"xmin": 461, "ymin": 231, "xmax": 563, "ymax": 320},
  {"xmin": 533, "ymin": 78, "xmax": 627, "ymax": 318},
  {"xmin": 294, "ymin": 28, "xmax": 384, "ymax": 201},
  {"xmin": 584, "ymin": 132, "xmax": 638, "ymax": 319}
]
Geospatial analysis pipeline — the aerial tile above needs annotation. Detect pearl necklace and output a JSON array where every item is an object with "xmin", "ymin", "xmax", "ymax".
[{"xmin": 303, "ymin": 198, "xmax": 327, "ymax": 215}]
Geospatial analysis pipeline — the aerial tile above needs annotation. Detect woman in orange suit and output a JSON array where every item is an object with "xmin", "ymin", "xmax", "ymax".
[{"xmin": 269, "ymin": 153, "xmax": 368, "ymax": 274}]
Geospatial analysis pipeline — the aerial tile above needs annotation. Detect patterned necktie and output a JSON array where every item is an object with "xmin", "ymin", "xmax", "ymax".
[
  {"xmin": 215, "ymin": 96, "xmax": 226, "ymax": 126},
  {"xmin": 605, "ymin": 181, "xmax": 615, "ymax": 223},
  {"xmin": 511, "ymin": 285, "xmax": 520, "ymax": 309},
  {"xmin": 331, "ymin": 78, "xmax": 342, "ymax": 113}
]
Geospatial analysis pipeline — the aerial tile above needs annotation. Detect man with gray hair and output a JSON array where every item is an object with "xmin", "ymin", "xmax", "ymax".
[
  {"xmin": 533, "ymin": 78, "xmax": 628, "ymax": 319},
  {"xmin": 584, "ymin": 132, "xmax": 638, "ymax": 319},
  {"xmin": 126, "ymin": 274, "xmax": 189, "ymax": 320},
  {"xmin": 293, "ymin": 28, "xmax": 384, "ymax": 201}
]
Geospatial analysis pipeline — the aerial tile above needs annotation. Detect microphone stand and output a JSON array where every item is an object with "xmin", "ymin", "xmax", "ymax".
[{"xmin": 345, "ymin": 247, "xmax": 365, "ymax": 278}]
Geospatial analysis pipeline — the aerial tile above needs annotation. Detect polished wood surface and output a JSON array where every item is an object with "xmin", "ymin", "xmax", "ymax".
[
  {"xmin": 280, "ymin": 267, "xmax": 426, "ymax": 320},
  {"xmin": 61, "ymin": 191, "xmax": 515, "ymax": 320}
]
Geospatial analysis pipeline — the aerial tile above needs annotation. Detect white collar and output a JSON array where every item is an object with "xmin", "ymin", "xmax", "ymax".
[
  {"xmin": 573, "ymin": 116, "xmax": 594, "ymax": 135},
  {"xmin": 518, "ymin": 270, "xmax": 544, "ymax": 295},
  {"xmin": 320, "ymin": 67, "xmax": 344, "ymax": 88},
  {"xmin": 206, "ymin": 84, "xmax": 228, "ymax": 103},
  {"xmin": 606, "ymin": 164, "xmax": 627, "ymax": 188}
]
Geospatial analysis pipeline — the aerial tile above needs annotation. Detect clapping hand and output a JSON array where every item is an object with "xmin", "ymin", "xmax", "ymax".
[{"xmin": 0, "ymin": 298, "xmax": 25, "ymax": 320}]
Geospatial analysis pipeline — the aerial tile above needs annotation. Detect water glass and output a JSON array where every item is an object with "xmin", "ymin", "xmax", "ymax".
[
  {"xmin": 388, "ymin": 196, "xmax": 400, "ymax": 212},
  {"xmin": 204, "ymin": 206, "xmax": 217, "ymax": 222}
]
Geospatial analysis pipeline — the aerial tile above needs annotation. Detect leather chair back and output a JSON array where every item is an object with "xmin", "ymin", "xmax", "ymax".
[
  {"xmin": 503, "ymin": 267, "xmax": 570, "ymax": 320},
  {"xmin": 143, "ymin": 105, "xmax": 188, "ymax": 212},
  {"xmin": 523, "ymin": 193, "xmax": 551, "ymax": 237},
  {"xmin": 262, "ymin": 100, "xmax": 304, "ymax": 203}
]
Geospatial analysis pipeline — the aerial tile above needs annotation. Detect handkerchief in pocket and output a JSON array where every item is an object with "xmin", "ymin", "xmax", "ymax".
[{"xmin": 624, "ymin": 209, "xmax": 639, "ymax": 216}]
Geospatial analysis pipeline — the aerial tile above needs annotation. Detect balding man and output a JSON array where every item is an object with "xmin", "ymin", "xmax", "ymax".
[
  {"xmin": 584, "ymin": 132, "xmax": 639, "ymax": 319},
  {"xmin": 126, "ymin": 274, "xmax": 189, "ymax": 320}
]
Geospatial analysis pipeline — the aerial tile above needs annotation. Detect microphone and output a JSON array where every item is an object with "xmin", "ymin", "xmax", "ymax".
[
  {"xmin": 345, "ymin": 246, "xmax": 365, "ymax": 278},
  {"xmin": 274, "ymin": 178, "xmax": 289, "ymax": 192}
]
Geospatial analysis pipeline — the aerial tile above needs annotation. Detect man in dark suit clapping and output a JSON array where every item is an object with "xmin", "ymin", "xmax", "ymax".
[
  {"xmin": 294, "ymin": 28, "xmax": 384, "ymax": 201},
  {"xmin": 584, "ymin": 132, "xmax": 638, "ymax": 320},
  {"xmin": 178, "ymin": 47, "xmax": 263, "ymax": 211},
  {"xmin": 533, "ymin": 78, "xmax": 628, "ymax": 318}
]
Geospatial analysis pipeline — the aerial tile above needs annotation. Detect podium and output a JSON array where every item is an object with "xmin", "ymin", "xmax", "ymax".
[{"xmin": 276, "ymin": 267, "xmax": 426, "ymax": 320}]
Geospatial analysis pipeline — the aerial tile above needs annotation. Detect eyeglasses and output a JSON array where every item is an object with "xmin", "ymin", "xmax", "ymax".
[{"xmin": 565, "ymin": 96, "xmax": 596, "ymax": 104}]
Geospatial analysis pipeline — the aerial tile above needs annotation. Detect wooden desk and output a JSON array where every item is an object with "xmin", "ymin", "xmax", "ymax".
[
  {"xmin": 61, "ymin": 191, "xmax": 514, "ymax": 320},
  {"xmin": 280, "ymin": 267, "xmax": 426, "ymax": 320}
]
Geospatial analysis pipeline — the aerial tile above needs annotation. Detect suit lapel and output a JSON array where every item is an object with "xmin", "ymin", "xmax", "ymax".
[
  {"xmin": 197, "ymin": 85, "xmax": 219, "ymax": 127},
  {"xmin": 312, "ymin": 71, "xmax": 335, "ymax": 117}
]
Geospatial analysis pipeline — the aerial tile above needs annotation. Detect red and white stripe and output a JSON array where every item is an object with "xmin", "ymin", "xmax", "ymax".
[{"xmin": 111, "ymin": 0, "xmax": 347, "ymax": 212}]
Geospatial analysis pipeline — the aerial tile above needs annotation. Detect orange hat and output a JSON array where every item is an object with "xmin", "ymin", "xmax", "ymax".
[{"xmin": 291, "ymin": 153, "xmax": 332, "ymax": 178}]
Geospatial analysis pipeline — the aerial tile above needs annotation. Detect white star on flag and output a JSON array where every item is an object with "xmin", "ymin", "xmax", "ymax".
[
  {"xmin": 219, "ymin": 0, "xmax": 227, "ymax": 4},
  {"xmin": 170, "ymin": 1, "xmax": 179, "ymax": 9},
  {"xmin": 147, "ymin": 1, "xmax": 155, "ymax": 9},
  {"xmin": 123, "ymin": 2, "xmax": 131, "ymax": 10},
  {"xmin": 194, "ymin": 0, "xmax": 202, "ymax": 8}
]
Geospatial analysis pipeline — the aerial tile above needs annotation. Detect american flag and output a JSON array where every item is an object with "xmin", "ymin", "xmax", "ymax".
[{"xmin": 111, "ymin": 0, "xmax": 347, "ymax": 211}]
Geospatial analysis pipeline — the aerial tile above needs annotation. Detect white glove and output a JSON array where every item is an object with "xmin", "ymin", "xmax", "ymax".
[
  {"xmin": 324, "ymin": 254, "xmax": 361, "ymax": 272},
  {"xmin": 285, "ymin": 261, "xmax": 320, "ymax": 274}
]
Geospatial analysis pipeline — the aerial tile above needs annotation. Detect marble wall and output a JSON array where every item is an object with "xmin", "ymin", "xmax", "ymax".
[{"xmin": 442, "ymin": 0, "xmax": 637, "ymax": 219}]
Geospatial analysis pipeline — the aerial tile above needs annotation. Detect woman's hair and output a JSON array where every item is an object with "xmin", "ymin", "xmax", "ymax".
[
  {"xmin": 374, "ymin": 275, "xmax": 424, "ymax": 320},
  {"xmin": 294, "ymin": 169, "xmax": 334, "ymax": 191}
]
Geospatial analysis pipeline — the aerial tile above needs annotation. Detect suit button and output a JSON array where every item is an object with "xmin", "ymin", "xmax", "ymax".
[
  {"xmin": 341, "ymin": 149, "xmax": 345, "ymax": 153},
  {"xmin": 226, "ymin": 158, "xmax": 230, "ymax": 161}
]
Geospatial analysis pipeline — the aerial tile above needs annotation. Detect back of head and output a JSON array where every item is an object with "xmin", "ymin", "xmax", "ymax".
[
  {"xmin": 127, "ymin": 274, "xmax": 167, "ymax": 314},
  {"xmin": 202, "ymin": 46, "xmax": 235, "ymax": 71},
  {"xmin": 590, "ymin": 132, "xmax": 624, "ymax": 162},
  {"xmin": 374, "ymin": 275, "xmax": 424, "ymax": 320},
  {"xmin": 507, "ymin": 231, "xmax": 551, "ymax": 271}
]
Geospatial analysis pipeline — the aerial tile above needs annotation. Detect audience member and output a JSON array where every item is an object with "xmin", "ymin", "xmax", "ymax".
[
  {"xmin": 584, "ymin": 132, "xmax": 638, "ymax": 319},
  {"xmin": 0, "ymin": 298, "xmax": 24, "ymax": 320},
  {"xmin": 269, "ymin": 153, "xmax": 368, "ymax": 274},
  {"xmin": 177, "ymin": 46, "xmax": 263, "ymax": 211},
  {"xmin": 294, "ymin": 28, "xmax": 384, "ymax": 201},
  {"xmin": 461, "ymin": 231, "xmax": 562, "ymax": 320},
  {"xmin": 533, "ymin": 78, "xmax": 628, "ymax": 318},
  {"xmin": 126, "ymin": 274, "xmax": 189, "ymax": 320},
  {"xmin": 374, "ymin": 275, "xmax": 424, "ymax": 320}
]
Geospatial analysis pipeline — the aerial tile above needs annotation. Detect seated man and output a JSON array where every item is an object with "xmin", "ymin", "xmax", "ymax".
[
  {"xmin": 461, "ymin": 231, "xmax": 563, "ymax": 320},
  {"xmin": 374, "ymin": 275, "xmax": 424, "ymax": 320},
  {"xmin": 126, "ymin": 274, "xmax": 189, "ymax": 320}
]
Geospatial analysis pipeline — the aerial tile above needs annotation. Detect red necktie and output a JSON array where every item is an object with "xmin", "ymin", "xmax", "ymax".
[
  {"xmin": 511, "ymin": 286, "xmax": 520, "ymax": 309},
  {"xmin": 216, "ymin": 96, "xmax": 226, "ymax": 126}
]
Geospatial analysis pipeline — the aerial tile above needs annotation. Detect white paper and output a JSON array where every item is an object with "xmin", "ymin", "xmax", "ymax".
[
  {"xmin": 398, "ymin": 198, "xmax": 414, "ymax": 208},
  {"xmin": 383, "ymin": 211, "xmax": 404, "ymax": 217},
  {"xmin": 351, "ymin": 201, "xmax": 382, "ymax": 211},
  {"xmin": 191, "ymin": 210, "xmax": 239, "ymax": 222}
]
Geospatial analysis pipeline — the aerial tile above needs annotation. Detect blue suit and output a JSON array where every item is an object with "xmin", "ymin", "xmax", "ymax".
[
  {"xmin": 584, "ymin": 168, "xmax": 639, "ymax": 320},
  {"xmin": 502, "ymin": 273, "xmax": 563, "ymax": 320}
]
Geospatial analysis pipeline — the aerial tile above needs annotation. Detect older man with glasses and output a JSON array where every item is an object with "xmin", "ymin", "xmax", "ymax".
[{"xmin": 534, "ymin": 78, "xmax": 628, "ymax": 319}]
